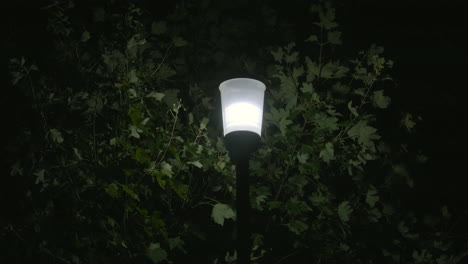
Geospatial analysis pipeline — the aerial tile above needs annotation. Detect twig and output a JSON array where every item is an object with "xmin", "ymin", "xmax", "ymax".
[{"xmin": 151, "ymin": 45, "xmax": 171, "ymax": 77}]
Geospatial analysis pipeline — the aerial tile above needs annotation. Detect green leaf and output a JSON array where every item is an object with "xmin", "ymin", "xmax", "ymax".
[
  {"xmin": 105, "ymin": 183, "xmax": 119, "ymax": 198},
  {"xmin": 161, "ymin": 162, "xmax": 173, "ymax": 178},
  {"xmin": 402, "ymin": 113, "xmax": 416, "ymax": 130},
  {"xmin": 265, "ymin": 107, "xmax": 292, "ymax": 136},
  {"xmin": 297, "ymin": 152, "xmax": 309, "ymax": 164},
  {"xmin": 347, "ymin": 101, "xmax": 359, "ymax": 117},
  {"xmin": 187, "ymin": 160, "xmax": 203, "ymax": 168},
  {"xmin": 305, "ymin": 56, "xmax": 320, "ymax": 81},
  {"xmin": 49, "ymin": 129, "xmax": 64, "ymax": 143},
  {"xmin": 305, "ymin": 35, "xmax": 318, "ymax": 43},
  {"xmin": 300, "ymin": 82, "xmax": 314, "ymax": 94},
  {"xmin": 129, "ymin": 125, "xmax": 142, "ymax": 139},
  {"xmin": 146, "ymin": 243, "xmax": 167, "ymax": 264},
  {"xmin": 128, "ymin": 107, "xmax": 143, "ymax": 126},
  {"xmin": 135, "ymin": 148, "xmax": 150, "ymax": 164},
  {"xmin": 271, "ymin": 47, "xmax": 283, "ymax": 62},
  {"xmin": 80, "ymin": 30, "xmax": 91, "ymax": 42},
  {"xmin": 365, "ymin": 186, "xmax": 379, "ymax": 207},
  {"xmin": 347, "ymin": 120, "xmax": 380, "ymax": 149},
  {"xmin": 285, "ymin": 51, "xmax": 299, "ymax": 64},
  {"xmin": 169, "ymin": 237, "xmax": 186, "ymax": 253},
  {"xmin": 172, "ymin": 36, "xmax": 188, "ymax": 47},
  {"xmin": 287, "ymin": 220, "xmax": 309, "ymax": 235},
  {"xmin": 327, "ymin": 31, "xmax": 342, "ymax": 45},
  {"xmin": 151, "ymin": 21, "xmax": 167, "ymax": 35},
  {"xmin": 128, "ymin": 69, "xmax": 139, "ymax": 83},
  {"xmin": 147, "ymin": 92, "xmax": 165, "ymax": 101},
  {"xmin": 211, "ymin": 203, "xmax": 236, "ymax": 226},
  {"xmin": 313, "ymin": 113, "xmax": 338, "ymax": 132},
  {"xmin": 321, "ymin": 62, "xmax": 334, "ymax": 79},
  {"xmin": 319, "ymin": 142, "xmax": 335, "ymax": 163},
  {"xmin": 441, "ymin": 205, "xmax": 451, "ymax": 219},
  {"xmin": 34, "ymin": 169, "xmax": 45, "ymax": 184},
  {"xmin": 372, "ymin": 90, "xmax": 391, "ymax": 108},
  {"xmin": 338, "ymin": 201, "xmax": 353, "ymax": 223},
  {"xmin": 122, "ymin": 185, "xmax": 139, "ymax": 201}
]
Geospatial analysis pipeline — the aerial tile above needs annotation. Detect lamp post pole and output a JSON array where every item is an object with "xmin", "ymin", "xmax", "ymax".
[
  {"xmin": 236, "ymin": 155, "xmax": 251, "ymax": 264},
  {"xmin": 225, "ymin": 131, "xmax": 260, "ymax": 264},
  {"xmin": 219, "ymin": 78, "xmax": 265, "ymax": 264}
]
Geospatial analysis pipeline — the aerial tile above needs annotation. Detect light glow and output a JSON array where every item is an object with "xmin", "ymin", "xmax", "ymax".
[
  {"xmin": 225, "ymin": 102, "xmax": 262, "ymax": 130},
  {"xmin": 219, "ymin": 78, "xmax": 266, "ymax": 136}
]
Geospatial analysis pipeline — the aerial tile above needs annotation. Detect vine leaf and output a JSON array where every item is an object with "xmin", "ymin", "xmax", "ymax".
[
  {"xmin": 347, "ymin": 120, "xmax": 380, "ymax": 149},
  {"xmin": 366, "ymin": 186, "xmax": 379, "ymax": 207},
  {"xmin": 347, "ymin": 101, "xmax": 359, "ymax": 117},
  {"xmin": 49, "ymin": 128, "xmax": 64, "ymax": 143},
  {"xmin": 319, "ymin": 142, "xmax": 335, "ymax": 163},
  {"xmin": 211, "ymin": 203, "xmax": 236, "ymax": 226},
  {"xmin": 146, "ymin": 243, "xmax": 167, "ymax": 264},
  {"xmin": 372, "ymin": 90, "xmax": 391, "ymax": 109},
  {"xmin": 147, "ymin": 91, "xmax": 165, "ymax": 101},
  {"xmin": 327, "ymin": 31, "xmax": 342, "ymax": 45},
  {"xmin": 338, "ymin": 201, "xmax": 353, "ymax": 222},
  {"xmin": 287, "ymin": 220, "xmax": 309, "ymax": 235},
  {"xmin": 187, "ymin": 160, "xmax": 203, "ymax": 168},
  {"xmin": 160, "ymin": 162, "xmax": 173, "ymax": 178}
]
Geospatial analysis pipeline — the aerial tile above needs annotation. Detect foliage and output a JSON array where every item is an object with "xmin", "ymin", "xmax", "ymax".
[{"xmin": 2, "ymin": 0, "xmax": 467, "ymax": 263}]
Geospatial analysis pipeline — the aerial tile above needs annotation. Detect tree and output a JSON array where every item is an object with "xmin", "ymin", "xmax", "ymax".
[{"xmin": 2, "ymin": 0, "xmax": 467, "ymax": 263}]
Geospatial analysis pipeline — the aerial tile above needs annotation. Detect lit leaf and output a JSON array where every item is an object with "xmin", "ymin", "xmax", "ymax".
[
  {"xmin": 169, "ymin": 237, "xmax": 186, "ymax": 253},
  {"xmin": 305, "ymin": 35, "xmax": 318, "ymax": 43},
  {"xmin": 347, "ymin": 120, "xmax": 380, "ymax": 149},
  {"xmin": 338, "ymin": 201, "xmax": 353, "ymax": 222},
  {"xmin": 319, "ymin": 142, "xmax": 335, "ymax": 163},
  {"xmin": 160, "ymin": 162, "xmax": 173, "ymax": 178},
  {"xmin": 365, "ymin": 186, "xmax": 379, "ymax": 207},
  {"xmin": 129, "ymin": 125, "xmax": 142, "ymax": 139},
  {"xmin": 271, "ymin": 47, "xmax": 283, "ymax": 62},
  {"xmin": 372, "ymin": 90, "xmax": 391, "ymax": 109},
  {"xmin": 135, "ymin": 148, "xmax": 150, "ymax": 164},
  {"xmin": 146, "ymin": 243, "xmax": 167, "ymax": 264},
  {"xmin": 313, "ymin": 113, "xmax": 338, "ymax": 132},
  {"xmin": 285, "ymin": 51, "xmax": 299, "ymax": 64},
  {"xmin": 297, "ymin": 152, "xmax": 309, "ymax": 164},
  {"xmin": 300, "ymin": 82, "xmax": 314, "ymax": 94},
  {"xmin": 147, "ymin": 91, "xmax": 165, "ymax": 101},
  {"xmin": 105, "ymin": 183, "xmax": 119, "ymax": 198},
  {"xmin": 264, "ymin": 107, "xmax": 292, "ymax": 136},
  {"xmin": 401, "ymin": 113, "xmax": 416, "ymax": 130},
  {"xmin": 122, "ymin": 185, "xmax": 139, "ymax": 201},
  {"xmin": 128, "ymin": 69, "xmax": 139, "ymax": 83},
  {"xmin": 80, "ymin": 30, "xmax": 91, "ymax": 42},
  {"xmin": 34, "ymin": 169, "xmax": 45, "ymax": 184},
  {"xmin": 327, "ymin": 31, "xmax": 342, "ymax": 45},
  {"xmin": 441, "ymin": 206, "xmax": 451, "ymax": 219},
  {"xmin": 347, "ymin": 101, "xmax": 359, "ymax": 117},
  {"xmin": 211, "ymin": 203, "xmax": 236, "ymax": 226},
  {"xmin": 172, "ymin": 36, "xmax": 188, "ymax": 47},
  {"xmin": 287, "ymin": 220, "xmax": 309, "ymax": 235},
  {"xmin": 49, "ymin": 129, "xmax": 64, "ymax": 143},
  {"xmin": 187, "ymin": 160, "xmax": 203, "ymax": 168},
  {"xmin": 73, "ymin": 147, "xmax": 83, "ymax": 160}
]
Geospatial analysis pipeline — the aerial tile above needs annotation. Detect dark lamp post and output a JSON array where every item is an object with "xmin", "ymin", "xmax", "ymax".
[{"xmin": 219, "ymin": 78, "xmax": 266, "ymax": 264}]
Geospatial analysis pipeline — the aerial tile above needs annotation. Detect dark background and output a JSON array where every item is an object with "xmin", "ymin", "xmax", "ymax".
[{"xmin": 1, "ymin": 0, "xmax": 467, "ymax": 250}]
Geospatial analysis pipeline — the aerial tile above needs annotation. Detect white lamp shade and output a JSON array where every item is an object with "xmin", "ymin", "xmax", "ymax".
[{"xmin": 219, "ymin": 78, "xmax": 266, "ymax": 136}]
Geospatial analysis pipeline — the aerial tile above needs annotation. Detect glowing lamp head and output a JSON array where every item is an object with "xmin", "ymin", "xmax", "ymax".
[{"xmin": 219, "ymin": 78, "xmax": 266, "ymax": 136}]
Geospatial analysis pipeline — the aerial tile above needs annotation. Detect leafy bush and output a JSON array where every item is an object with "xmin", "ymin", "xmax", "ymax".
[{"xmin": 3, "ymin": 0, "xmax": 467, "ymax": 263}]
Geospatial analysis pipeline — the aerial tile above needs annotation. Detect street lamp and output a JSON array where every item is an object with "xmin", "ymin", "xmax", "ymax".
[{"xmin": 219, "ymin": 78, "xmax": 266, "ymax": 264}]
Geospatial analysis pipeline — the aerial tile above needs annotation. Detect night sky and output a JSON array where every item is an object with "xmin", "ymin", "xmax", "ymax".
[{"xmin": 1, "ymin": 0, "xmax": 467, "ymax": 261}]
